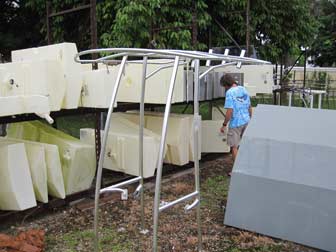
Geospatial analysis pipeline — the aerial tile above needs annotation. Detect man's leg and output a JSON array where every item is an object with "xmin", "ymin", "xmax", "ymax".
[
  {"xmin": 227, "ymin": 125, "xmax": 247, "ymax": 176},
  {"xmin": 227, "ymin": 146, "xmax": 238, "ymax": 176},
  {"xmin": 231, "ymin": 146, "xmax": 238, "ymax": 162}
]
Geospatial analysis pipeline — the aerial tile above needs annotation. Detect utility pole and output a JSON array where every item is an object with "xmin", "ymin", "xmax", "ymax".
[{"xmin": 245, "ymin": 0, "xmax": 250, "ymax": 56}]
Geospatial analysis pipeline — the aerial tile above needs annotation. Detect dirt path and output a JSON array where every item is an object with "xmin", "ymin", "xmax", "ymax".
[{"xmin": 1, "ymin": 154, "xmax": 316, "ymax": 252}]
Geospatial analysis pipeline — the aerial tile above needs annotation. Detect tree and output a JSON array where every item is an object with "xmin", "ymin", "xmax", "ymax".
[
  {"xmin": 2, "ymin": 0, "xmax": 319, "ymax": 65},
  {"xmin": 24, "ymin": 0, "xmax": 211, "ymax": 50},
  {"xmin": 310, "ymin": 0, "xmax": 336, "ymax": 66},
  {"xmin": 205, "ymin": 0, "xmax": 247, "ymax": 49},
  {"xmin": 0, "ymin": 0, "xmax": 43, "ymax": 61},
  {"xmin": 196, "ymin": 0, "xmax": 318, "ymax": 65},
  {"xmin": 98, "ymin": 0, "xmax": 210, "ymax": 50},
  {"xmin": 250, "ymin": 0, "xmax": 318, "ymax": 64},
  {"xmin": 25, "ymin": 0, "xmax": 91, "ymax": 51}
]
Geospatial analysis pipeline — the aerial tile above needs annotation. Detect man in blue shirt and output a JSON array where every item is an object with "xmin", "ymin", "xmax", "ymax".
[{"xmin": 220, "ymin": 74, "xmax": 252, "ymax": 175}]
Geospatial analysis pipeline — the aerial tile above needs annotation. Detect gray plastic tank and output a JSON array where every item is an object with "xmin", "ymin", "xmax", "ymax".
[{"xmin": 224, "ymin": 104, "xmax": 336, "ymax": 252}]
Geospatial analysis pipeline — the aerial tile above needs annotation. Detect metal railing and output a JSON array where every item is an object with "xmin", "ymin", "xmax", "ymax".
[{"xmin": 75, "ymin": 48, "xmax": 270, "ymax": 252}]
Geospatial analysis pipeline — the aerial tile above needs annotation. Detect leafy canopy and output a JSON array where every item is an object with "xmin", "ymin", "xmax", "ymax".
[{"xmin": 0, "ymin": 0, "xmax": 325, "ymax": 65}]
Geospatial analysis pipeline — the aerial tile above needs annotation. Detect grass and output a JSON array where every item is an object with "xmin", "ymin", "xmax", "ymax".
[
  {"xmin": 200, "ymin": 172, "xmax": 307, "ymax": 252},
  {"xmin": 201, "ymin": 174, "xmax": 230, "ymax": 212},
  {"xmin": 225, "ymin": 244, "xmax": 286, "ymax": 252},
  {"xmin": 204, "ymin": 175, "xmax": 230, "ymax": 199},
  {"xmin": 46, "ymin": 228, "xmax": 134, "ymax": 252}
]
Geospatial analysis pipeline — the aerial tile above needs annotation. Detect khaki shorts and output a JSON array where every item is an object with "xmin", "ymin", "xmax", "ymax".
[{"xmin": 227, "ymin": 124, "xmax": 248, "ymax": 147}]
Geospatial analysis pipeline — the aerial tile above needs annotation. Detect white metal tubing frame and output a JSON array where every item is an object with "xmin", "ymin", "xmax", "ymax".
[
  {"xmin": 152, "ymin": 56, "xmax": 180, "ymax": 251},
  {"xmin": 153, "ymin": 59, "xmax": 202, "ymax": 252},
  {"xmin": 101, "ymin": 176, "xmax": 141, "ymax": 193},
  {"xmin": 75, "ymin": 48, "xmax": 270, "ymax": 64},
  {"xmin": 318, "ymin": 93, "xmax": 323, "ymax": 109},
  {"xmin": 222, "ymin": 48, "xmax": 230, "ymax": 64},
  {"xmin": 205, "ymin": 49, "xmax": 213, "ymax": 67},
  {"xmin": 237, "ymin": 49, "xmax": 246, "ymax": 69},
  {"xmin": 139, "ymin": 56, "xmax": 148, "ymax": 231},
  {"xmin": 152, "ymin": 58, "xmax": 202, "ymax": 252},
  {"xmin": 288, "ymin": 92, "xmax": 293, "ymax": 107},
  {"xmin": 75, "ymin": 48, "xmax": 270, "ymax": 252},
  {"xmin": 199, "ymin": 62, "xmax": 236, "ymax": 80},
  {"xmin": 92, "ymin": 55, "xmax": 128, "ymax": 252},
  {"xmin": 193, "ymin": 59, "xmax": 202, "ymax": 251},
  {"xmin": 158, "ymin": 191, "xmax": 199, "ymax": 212},
  {"xmin": 146, "ymin": 61, "xmax": 187, "ymax": 79}
]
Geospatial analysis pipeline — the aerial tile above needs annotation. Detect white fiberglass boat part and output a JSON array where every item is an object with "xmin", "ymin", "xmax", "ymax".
[
  {"xmin": 25, "ymin": 144, "xmax": 48, "ymax": 203},
  {"xmin": 163, "ymin": 113, "xmax": 201, "ymax": 161},
  {"xmin": 80, "ymin": 128, "xmax": 159, "ymax": 178},
  {"xmin": 0, "ymin": 60, "xmax": 65, "ymax": 111},
  {"xmin": 95, "ymin": 59, "xmax": 187, "ymax": 104},
  {"xmin": 80, "ymin": 113, "xmax": 163, "ymax": 178},
  {"xmin": 7, "ymin": 121, "xmax": 95, "ymax": 195},
  {"xmin": 0, "ymin": 95, "xmax": 50, "ymax": 118},
  {"xmin": 81, "ymin": 69, "xmax": 117, "ymax": 108},
  {"xmin": 121, "ymin": 112, "xmax": 190, "ymax": 165},
  {"xmin": 1, "ymin": 137, "xmax": 65, "ymax": 199},
  {"xmin": 0, "ymin": 64, "xmax": 50, "ymax": 117},
  {"xmin": 42, "ymin": 143, "xmax": 66, "ymax": 198},
  {"xmin": 213, "ymin": 64, "xmax": 274, "ymax": 97},
  {"xmin": 201, "ymin": 120, "xmax": 230, "ymax": 153},
  {"xmin": 11, "ymin": 42, "xmax": 82, "ymax": 109},
  {"xmin": 0, "ymin": 138, "xmax": 48, "ymax": 203},
  {"xmin": 0, "ymin": 142, "xmax": 36, "ymax": 210},
  {"xmin": 123, "ymin": 112, "xmax": 201, "ymax": 161}
]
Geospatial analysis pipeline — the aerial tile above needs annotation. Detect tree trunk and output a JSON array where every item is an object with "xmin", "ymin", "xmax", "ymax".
[
  {"xmin": 192, "ymin": 0, "xmax": 198, "ymax": 48},
  {"xmin": 280, "ymin": 52, "xmax": 291, "ymax": 105},
  {"xmin": 246, "ymin": 0, "xmax": 250, "ymax": 56}
]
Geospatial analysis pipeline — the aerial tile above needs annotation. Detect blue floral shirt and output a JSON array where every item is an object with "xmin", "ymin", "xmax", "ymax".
[{"xmin": 224, "ymin": 86, "xmax": 251, "ymax": 128}]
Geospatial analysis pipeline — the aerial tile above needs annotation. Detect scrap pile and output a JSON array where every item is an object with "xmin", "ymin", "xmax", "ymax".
[{"xmin": 0, "ymin": 230, "xmax": 44, "ymax": 252}]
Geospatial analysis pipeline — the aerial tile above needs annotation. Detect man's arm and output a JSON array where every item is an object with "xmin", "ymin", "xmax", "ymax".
[
  {"xmin": 221, "ymin": 91, "xmax": 233, "ymax": 133},
  {"xmin": 220, "ymin": 108, "xmax": 232, "ymax": 133},
  {"xmin": 248, "ymin": 105, "xmax": 252, "ymax": 118},
  {"xmin": 223, "ymin": 108, "xmax": 233, "ymax": 126}
]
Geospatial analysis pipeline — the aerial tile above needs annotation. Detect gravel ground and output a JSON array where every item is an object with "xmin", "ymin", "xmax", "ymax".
[{"xmin": 0, "ymin": 154, "xmax": 317, "ymax": 252}]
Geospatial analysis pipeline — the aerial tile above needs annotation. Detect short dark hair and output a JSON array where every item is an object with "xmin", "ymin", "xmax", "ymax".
[{"xmin": 220, "ymin": 74, "xmax": 236, "ymax": 87}]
